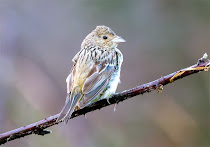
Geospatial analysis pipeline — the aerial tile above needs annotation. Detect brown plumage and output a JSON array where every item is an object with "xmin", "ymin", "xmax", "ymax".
[{"xmin": 57, "ymin": 25, "xmax": 125, "ymax": 123}]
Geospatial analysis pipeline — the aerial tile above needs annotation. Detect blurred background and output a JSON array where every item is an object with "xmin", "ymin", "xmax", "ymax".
[{"xmin": 0, "ymin": 0, "xmax": 209, "ymax": 147}]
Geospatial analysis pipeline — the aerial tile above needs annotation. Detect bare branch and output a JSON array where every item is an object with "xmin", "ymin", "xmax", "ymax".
[{"xmin": 0, "ymin": 54, "xmax": 209, "ymax": 145}]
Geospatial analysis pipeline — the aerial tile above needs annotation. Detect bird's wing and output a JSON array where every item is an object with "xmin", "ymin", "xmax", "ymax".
[
  {"xmin": 57, "ymin": 63, "xmax": 115, "ymax": 123},
  {"xmin": 78, "ymin": 63, "xmax": 115, "ymax": 108}
]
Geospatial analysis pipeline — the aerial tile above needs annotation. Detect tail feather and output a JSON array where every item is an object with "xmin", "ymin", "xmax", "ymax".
[
  {"xmin": 57, "ymin": 92, "xmax": 83, "ymax": 123},
  {"xmin": 57, "ymin": 95, "xmax": 72, "ymax": 123}
]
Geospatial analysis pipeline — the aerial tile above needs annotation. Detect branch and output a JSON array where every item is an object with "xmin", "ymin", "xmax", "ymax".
[{"xmin": 0, "ymin": 54, "xmax": 209, "ymax": 145}]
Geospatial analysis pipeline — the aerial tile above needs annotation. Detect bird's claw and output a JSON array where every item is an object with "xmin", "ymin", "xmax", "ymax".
[{"xmin": 107, "ymin": 98, "xmax": 111, "ymax": 104}]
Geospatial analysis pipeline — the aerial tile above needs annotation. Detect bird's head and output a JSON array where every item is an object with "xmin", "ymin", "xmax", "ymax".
[{"xmin": 82, "ymin": 25, "xmax": 125, "ymax": 50}]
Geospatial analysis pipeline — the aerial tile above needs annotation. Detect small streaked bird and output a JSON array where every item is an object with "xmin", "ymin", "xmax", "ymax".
[{"xmin": 57, "ymin": 25, "xmax": 125, "ymax": 123}]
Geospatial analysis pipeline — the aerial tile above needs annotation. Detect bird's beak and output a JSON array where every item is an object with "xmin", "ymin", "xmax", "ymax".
[{"xmin": 112, "ymin": 36, "xmax": 126, "ymax": 44}]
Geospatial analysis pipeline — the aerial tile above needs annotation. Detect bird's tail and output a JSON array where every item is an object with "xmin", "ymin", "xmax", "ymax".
[{"xmin": 57, "ymin": 92, "xmax": 82, "ymax": 123}]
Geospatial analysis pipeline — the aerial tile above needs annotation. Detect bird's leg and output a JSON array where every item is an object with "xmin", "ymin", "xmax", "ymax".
[{"xmin": 107, "ymin": 98, "xmax": 111, "ymax": 104}]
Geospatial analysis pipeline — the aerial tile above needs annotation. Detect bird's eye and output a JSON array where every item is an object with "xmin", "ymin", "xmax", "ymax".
[{"xmin": 103, "ymin": 36, "xmax": 108, "ymax": 40}]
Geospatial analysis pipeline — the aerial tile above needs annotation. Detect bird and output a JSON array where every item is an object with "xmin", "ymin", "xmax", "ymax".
[{"xmin": 57, "ymin": 25, "xmax": 125, "ymax": 123}]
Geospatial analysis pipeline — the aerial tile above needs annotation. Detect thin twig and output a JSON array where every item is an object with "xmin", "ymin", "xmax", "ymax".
[{"xmin": 0, "ymin": 54, "xmax": 209, "ymax": 145}]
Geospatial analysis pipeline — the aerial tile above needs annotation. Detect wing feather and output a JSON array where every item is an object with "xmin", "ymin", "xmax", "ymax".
[
  {"xmin": 79, "ymin": 78, "xmax": 109, "ymax": 108},
  {"xmin": 82, "ymin": 64, "xmax": 115, "ymax": 94},
  {"xmin": 79, "ymin": 64, "xmax": 115, "ymax": 108}
]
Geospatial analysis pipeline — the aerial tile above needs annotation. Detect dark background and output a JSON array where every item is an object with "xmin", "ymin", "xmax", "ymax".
[{"xmin": 0, "ymin": 0, "xmax": 209, "ymax": 147}]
